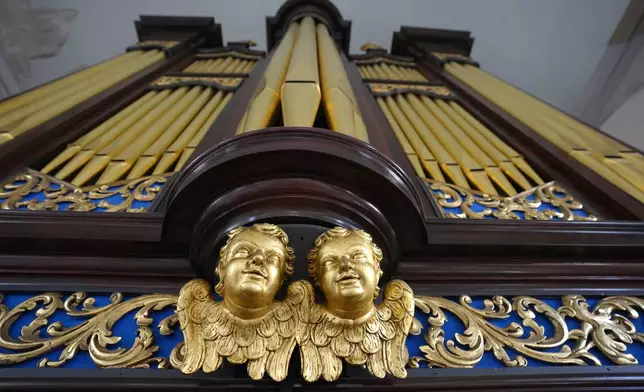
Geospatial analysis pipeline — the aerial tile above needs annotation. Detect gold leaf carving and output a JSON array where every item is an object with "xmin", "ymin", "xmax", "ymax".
[
  {"xmin": 151, "ymin": 76, "xmax": 243, "ymax": 89},
  {"xmin": 0, "ymin": 292, "xmax": 179, "ymax": 368},
  {"xmin": 354, "ymin": 56, "xmax": 416, "ymax": 67},
  {"xmin": 177, "ymin": 224, "xmax": 305, "ymax": 381},
  {"xmin": 0, "ymin": 169, "xmax": 169, "ymax": 212},
  {"xmin": 412, "ymin": 295, "xmax": 644, "ymax": 368},
  {"xmin": 132, "ymin": 40, "xmax": 179, "ymax": 49},
  {"xmin": 368, "ymin": 83, "xmax": 453, "ymax": 98},
  {"xmin": 302, "ymin": 227, "xmax": 415, "ymax": 381},
  {"xmin": 427, "ymin": 179, "xmax": 598, "ymax": 221},
  {"xmin": 196, "ymin": 50, "xmax": 263, "ymax": 61}
]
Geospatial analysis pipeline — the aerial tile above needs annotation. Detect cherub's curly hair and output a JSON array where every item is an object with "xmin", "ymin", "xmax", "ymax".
[
  {"xmin": 214, "ymin": 223, "xmax": 295, "ymax": 296},
  {"xmin": 307, "ymin": 227, "xmax": 383, "ymax": 297}
]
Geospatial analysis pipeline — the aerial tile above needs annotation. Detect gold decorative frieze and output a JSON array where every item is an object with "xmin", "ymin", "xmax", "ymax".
[
  {"xmin": 0, "ymin": 292, "xmax": 179, "ymax": 368},
  {"xmin": 0, "ymin": 169, "xmax": 169, "ymax": 212},
  {"xmin": 368, "ymin": 83, "xmax": 454, "ymax": 99},
  {"xmin": 354, "ymin": 56, "xmax": 416, "ymax": 67},
  {"xmin": 411, "ymin": 295, "xmax": 644, "ymax": 368},
  {"xmin": 426, "ymin": 179, "xmax": 598, "ymax": 220},
  {"xmin": 132, "ymin": 40, "xmax": 180, "ymax": 49},
  {"xmin": 3, "ymin": 286, "xmax": 644, "ymax": 372},
  {"xmin": 196, "ymin": 51, "xmax": 263, "ymax": 62},
  {"xmin": 150, "ymin": 76, "xmax": 243, "ymax": 91}
]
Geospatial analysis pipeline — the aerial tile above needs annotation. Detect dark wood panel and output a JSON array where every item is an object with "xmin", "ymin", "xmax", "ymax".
[
  {"xmin": 399, "ymin": 258, "xmax": 644, "ymax": 296},
  {"xmin": 0, "ymin": 211, "xmax": 179, "ymax": 261},
  {"xmin": 0, "ymin": 211, "xmax": 163, "ymax": 242},
  {"xmin": 1, "ymin": 366, "xmax": 643, "ymax": 391}
]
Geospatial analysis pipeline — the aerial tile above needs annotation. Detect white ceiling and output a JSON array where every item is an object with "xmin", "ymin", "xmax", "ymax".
[{"xmin": 24, "ymin": 0, "xmax": 628, "ymax": 114}]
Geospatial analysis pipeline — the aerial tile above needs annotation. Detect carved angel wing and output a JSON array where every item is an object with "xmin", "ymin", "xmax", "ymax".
[
  {"xmin": 371, "ymin": 279, "xmax": 415, "ymax": 378},
  {"xmin": 301, "ymin": 279, "xmax": 415, "ymax": 382},
  {"xmin": 177, "ymin": 279, "xmax": 313, "ymax": 381},
  {"xmin": 264, "ymin": 280, "xmax": 315, "ymax": 381},
  {"xmin": 177, "ymin": 278, "xmax": 223, "ymax": 374}
]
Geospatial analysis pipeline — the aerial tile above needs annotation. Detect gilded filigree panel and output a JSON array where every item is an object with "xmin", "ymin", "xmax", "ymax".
[
  {"xmin": 2, "ymin": 292, "xmax": 642, "ymax": 370},
  {"xmin": 150, "ymin": 76, "xmax": 243, "ymax": 91},
  {"xmin": 410, "ymin": 295, "xmax": 644, "ymax": 368},
  {"xmin": 426, "ymin": 179, "xmax": 598, "ymax": 220},
  {"xmin": 368, "ymin": 83, "xmax": 455, "ymax": 99},
  {"xmin": 0, "ymin": 169, "xmax": 169, "ymax": 212}
]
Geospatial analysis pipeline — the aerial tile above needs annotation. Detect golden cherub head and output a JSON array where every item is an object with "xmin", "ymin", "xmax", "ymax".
[
  {"xmin": 215, "ymin": 223, "xmax": 295, "ymax": 317},
  {"xmin": 307, "ymin": 227, "xmax": 383, "ymax": 319}
]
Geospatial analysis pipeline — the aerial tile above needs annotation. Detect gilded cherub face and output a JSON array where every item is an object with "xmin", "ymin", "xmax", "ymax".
[
  {"xmin": 216, "ymin": 224, "xmax": 295, "ymax": 313},
  {"xmin": 309, "ymin": 228, "xmax": 383, "ymax": 317}
]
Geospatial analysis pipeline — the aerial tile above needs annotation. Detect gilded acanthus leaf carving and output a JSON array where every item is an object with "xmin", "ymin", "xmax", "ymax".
[
  {"xmin": 427, "ymin": 179, "xmax": 598, "ymax": 220},
  {"xmin": 412, "ymin": 295, "xmax": 644, "ymax": 368},
  {"xmin": 0, "ymin": 292, "xmax": 178, "ymax": 368},
  {"xmin": 0, "ymin": 169, "xmax": 169, "ymax": 212}
]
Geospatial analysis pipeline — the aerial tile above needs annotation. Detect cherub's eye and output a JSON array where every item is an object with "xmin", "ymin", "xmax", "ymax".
[
  {"xmin": 322, "ymin": 257, "xmax": 335, "ymax": 267},
  {"xmin": 267, "ymin": 253, "xmax": 280, "ymax": 264},
  {"xmin": 352, "ymin": 252, "xmax": 368, "ymax": 262},
  {"xmin": 233, "ymin": 247, "xmax": 250, "ymax": 258}
]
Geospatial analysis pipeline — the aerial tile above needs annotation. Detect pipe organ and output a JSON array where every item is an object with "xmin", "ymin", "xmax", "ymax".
[
  {"xmin": 0, "ymin": 2, "xmax": 643, "ymax": 391},
  {"xmin": 353, "ymin": 48, "xmax": 544, "ymax": 197}
]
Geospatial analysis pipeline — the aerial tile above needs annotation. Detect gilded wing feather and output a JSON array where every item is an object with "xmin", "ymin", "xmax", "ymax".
[
  {"xmin": 177, "ymin": 279, "xmax": 223, "ymax": 374},
  {"xmin": 302, "ymin": 279, "xmax": 414, "ymax": 381},
  {"xmin": 265, "ymin": 280, "xmax": 313, "ymax": 381},
  {"xmin": 177, "ymin": 279, "xmax": 310, "ymax": 381},
  {"xmin": 377, "ymin": 279, "xmax": 415, "ymax": 378}
]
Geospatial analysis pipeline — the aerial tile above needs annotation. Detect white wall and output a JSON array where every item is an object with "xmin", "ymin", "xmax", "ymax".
[
  {"xmin": 602, "ymin": 86, "xmax": 644, "ymax": 151},
  {"xmin": 24, "ymin": 0, "xmax": 628, "ymax": 113}
]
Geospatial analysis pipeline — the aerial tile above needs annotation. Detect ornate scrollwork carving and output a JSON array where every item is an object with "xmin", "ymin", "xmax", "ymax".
[
  {"xmin": 151, "ymin": 76, "xmax": 243, "ymax": 90},
  {"xmin": 0, "ymin": 292, "xmax": 179, "ymax": 368},
  {"xmin": 196, "ymin": 51, "xmax": 263, "ymax": 61},
  {"xmin": 132, "ymin": 40, "xmax": 180, "ymax": 49},
  {"xmin": 354, "ymin": 56, "xmax": 416, "ymax": 67},
  {"xmin": 409, "ymin": 296, "xmax": 644, "ymax": 368},
  {"xmin": 426, "ymin": 179, "xmax": 598, "ymax": 220},
  {"xmin": 368, "ymin": 83, "xmax": 454, "ymax": 99},
  {"xmin": 0, "ymin": 169, "xmax": 169, "ymax": 212},
  {"xmin": 411, "ymin": 295, "xmax": 644, "ymax": 368}
]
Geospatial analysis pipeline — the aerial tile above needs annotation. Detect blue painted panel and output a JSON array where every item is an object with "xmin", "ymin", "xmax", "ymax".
[
  {"xmin": 426, "ymin": 180, "xmax": 598, "ymax": 221},
  {"xmin": 1, "ymin": 292, "xmax": 642, "ymax": 369},
  {"xmin": 0, "ymin": 170, "xmax": 169, "ymax": 212}
]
